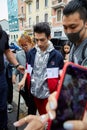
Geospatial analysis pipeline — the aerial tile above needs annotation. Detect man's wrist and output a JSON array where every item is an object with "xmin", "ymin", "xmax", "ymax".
[{"xmin": 15, "ymin": 63, "xmax": 20, "ymax": 69}]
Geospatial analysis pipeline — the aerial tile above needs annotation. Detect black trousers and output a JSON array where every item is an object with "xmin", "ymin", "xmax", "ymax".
[
  {"xmin": 7, "ymin": 77, "xmax": 13, "ymax": 104},
  {"xmin": 6, "ymin": 70, "xmax": 13, "ymax": 104},
  {"xmin": 20, "ymin": 86, "xmax": 37, "ymax": 115},
  {"xmin": 0, "ymin": 71, "xmax": 8, "ymax": 129}
]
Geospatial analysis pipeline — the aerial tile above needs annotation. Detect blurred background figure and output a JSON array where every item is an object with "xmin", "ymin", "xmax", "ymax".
[
  {"xmin": 61, "ymin": 41, "xmax": 71, "ymax": 63},
  {"xmin": 12, "ymin": 34, "xmax": 37, "ymax": 115},
  {"xmin": 4, "ymin": 47, "xmax": 18, "ymax": 113},
  {"xmin": 9, "ymin": 41, "xmax": 21, "ymax": 52},
  {"xmin": 5, "ymin": 58, "xmax": 14, "ymax": 113}
]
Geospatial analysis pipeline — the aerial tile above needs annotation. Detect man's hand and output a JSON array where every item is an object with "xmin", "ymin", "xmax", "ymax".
[
  {"xmin": 18, "ymin": 80, "xmax": 25, "ymax": 91},
  {"xmin": 46, "ymin": 91, "xmax": 57, "ymax": 120},
  {"xmin": 13, "ymin": 91, "xmax": 87, "ymax": 130},
  {"xmin": 17, "ymin": 65, "xmax": 25, "ymax": 74},
  {"xmin": 46, "ymin": 91, "xmax": 87, "ymax": 130},
  {"xmin": 13, "ymin": 114, "xmax": 48, "ymax": 130}
]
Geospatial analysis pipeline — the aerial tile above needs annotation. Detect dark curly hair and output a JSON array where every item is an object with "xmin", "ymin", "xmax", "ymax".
[{"xmin": 33, "ymin": 22, "xmax": 51, "ymax": 38}]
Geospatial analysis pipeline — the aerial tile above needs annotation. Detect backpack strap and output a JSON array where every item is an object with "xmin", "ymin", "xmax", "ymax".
[{"xmin": 82, "ymin": 43, "xmax": 87, "ymax": 59}]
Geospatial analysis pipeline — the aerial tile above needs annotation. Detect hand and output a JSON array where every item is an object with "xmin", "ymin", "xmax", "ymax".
[
  {"xmin": 46, "ymin": 91, "xmax": 57, "ymax": 120},
  {"xmin": 17, "ymin": 65, "xmax": 25, "ymax": 74},
  {"xmin": 13, "ymin": 114, "xmax": 48, "ymax": 130},
  {"xmin": 64, "ymin": 59, "xmax": 68, "ymax": 63},
  {"xmin": 46, "ymin": 91, "xmax": 87, "ymax": 130},
  {"xmin": 63, "ymin": 111, "xmax": 87, "ymax": 130},
  {"xmin": 18, "ymin": 80, "xmax": 25, "ymax": 91}
]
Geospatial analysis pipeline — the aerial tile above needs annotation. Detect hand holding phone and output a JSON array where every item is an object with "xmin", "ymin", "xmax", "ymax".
[{"xmin": 50, "ymin": 62, "xmax": 87, "ymax": 130}]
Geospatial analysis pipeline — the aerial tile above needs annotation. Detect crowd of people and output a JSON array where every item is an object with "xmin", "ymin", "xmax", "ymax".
[
  {"xmin": 14, "ymin": 0, "xmax": 87, "ymax": 130},
  {"xmin": 0, "ymin": 0, "xmax": 87, "ymax": 130}
]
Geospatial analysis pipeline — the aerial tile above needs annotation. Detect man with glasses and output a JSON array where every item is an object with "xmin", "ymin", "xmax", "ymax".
[{"xmin": 12, "ymin": 34, "xmax": 36, "ymax": 115}]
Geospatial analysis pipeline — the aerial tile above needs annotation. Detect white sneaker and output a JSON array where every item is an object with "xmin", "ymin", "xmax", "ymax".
[
  {"xmin": 20, "ymin": 96, "xmax": 24, "ymax": 104},
  {"xmin": 7, "ymin": 104, "xmax": 13, "ymax": 113}
]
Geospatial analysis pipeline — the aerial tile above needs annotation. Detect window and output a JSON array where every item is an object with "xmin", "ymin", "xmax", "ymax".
[
  {"xmin": 14, "ymin": 35, "xmax": 15, "ymax": 40},
  {"xmin": 21, "ymin": 6, "xmax": 23, "ymax": 13},
  {"xmin": 11, "ymin": 35, "xmax": 13, "ymax": 39},
  {"xmin": 29, "ymin": 18, "xmax": 32, "ymax": 27},
  {"xmin": 16, "ymin": 35, "xmax": 18, "ymax": 39},
  {"xmin": 44, "ymin": 13, "xmax": 48, "ymax": 22},
  {"xmin": 28, "ymin": 3, "xmax": 32, "ymax": 13},
  {"xmin": 57, "ymin": 9, "xmax": 62, "ymax": 21},
  {"xmin": 54, "ymin": 31, "xmax": 62, "ymax": 37},
  {"xmin": 36, "ymin": 16, "xmax": 39, "ymax": 24},
  {"xmin": 45, "ymin": 0, "xmax": 48, "ymax": 7},
  {"xmin": 58, "ymin": 0, "xmax": 62, "ymax": 2},
  {"xmin": 36, "ymin": 0, "xmax": 39, "ymax": 10},
  {"xmin": 22, "ymin": 20, "xmax": 24, "ymax": 27}
]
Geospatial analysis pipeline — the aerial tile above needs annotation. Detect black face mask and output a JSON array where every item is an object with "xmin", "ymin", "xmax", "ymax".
[{"xmin": 66, "ymin": 26, "xmax": 84, "ymax": 44}]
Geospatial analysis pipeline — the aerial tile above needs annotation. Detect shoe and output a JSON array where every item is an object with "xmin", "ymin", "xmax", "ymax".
[
  {"xmin": 7, "ymin": 104, "xmax": 13, "ymax": 113},
  {"xmin": 20, "ymin": 96, "xmax": 24, "ymax": 104}
]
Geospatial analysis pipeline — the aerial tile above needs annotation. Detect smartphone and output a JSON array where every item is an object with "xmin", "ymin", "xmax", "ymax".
[{"xmin": 49, "ymin": 62, "xmax": 87, "ymax": 130}]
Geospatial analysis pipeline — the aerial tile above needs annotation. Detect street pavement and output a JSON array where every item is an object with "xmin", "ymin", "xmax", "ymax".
[{"xmin": 8, "ymin": 84, "xmax": 28, "ymax": 130}]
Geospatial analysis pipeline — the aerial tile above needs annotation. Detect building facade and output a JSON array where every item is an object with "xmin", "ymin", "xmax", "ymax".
[
  {"xmin": 18, "ymin": 0, "xmax": 26, "ymax": 33},
  {"xmin": 23, "ymin": 0, "xmax": 52, "ymax": 36},
  {"xmin": 7, "ymin": 0, "xmax": 70, "ymax": 42},
  {"xmin": 51, "ymin": 0, "xmax": 67, "ymax": 38}
]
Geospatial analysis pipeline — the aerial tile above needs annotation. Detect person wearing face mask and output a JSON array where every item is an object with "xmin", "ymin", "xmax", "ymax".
[
  {"xmin": 13, "ymin": 1, "xmax": 87, "ymax": 130},
  {"xmin": 62, "ymin": 0, "xmax": 87, "ymax": 65}
]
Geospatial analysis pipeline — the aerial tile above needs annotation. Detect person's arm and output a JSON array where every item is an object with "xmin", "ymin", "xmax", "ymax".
[
  {"xmin": 12, "ymin": 74, "xmax": 17, "ymax": 84},
  {"xmin": 5, "ymin": 49, "xmax": 25, "ymax": 73},
  {"xmin": 18, "ymin": 72, "xmax": 27, "ymax": 91},
  {"xmin": 12, "ymin": 60, "xmax": 19, "ymax": 84}
]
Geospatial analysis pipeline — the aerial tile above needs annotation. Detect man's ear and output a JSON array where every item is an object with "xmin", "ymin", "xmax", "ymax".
[
  {"xmin": 85, "ymin": 21, "xmax": 87, "ymax": 28},
  {"xmin": 48, "ymin": 35, "xmax": 51, "ymax": 40}
]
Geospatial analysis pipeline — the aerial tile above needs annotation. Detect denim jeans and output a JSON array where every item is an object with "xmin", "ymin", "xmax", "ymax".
[{"xmin": 0, "ymin": 71, "xmax": 8, "ymax": 129}]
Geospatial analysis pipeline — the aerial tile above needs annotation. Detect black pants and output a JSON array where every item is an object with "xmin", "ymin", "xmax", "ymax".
[
  {"xmin": 0, "ymin": 71, "xmax": 8, "ymax": 129},
  {"xmin": 20, "ymin": 86, "xmax": 37, "ymax": 115},
  {"xmin": 7, "ymin": 77, "xmax": 13, "ymax": 104}
]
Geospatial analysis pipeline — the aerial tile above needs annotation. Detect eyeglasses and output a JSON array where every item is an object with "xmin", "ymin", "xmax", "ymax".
[{"xmin": 21, "ymin": 44, "xmax": 28, "ymax": 47}]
